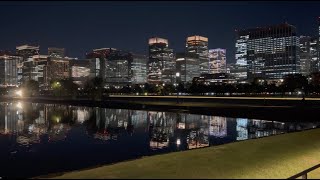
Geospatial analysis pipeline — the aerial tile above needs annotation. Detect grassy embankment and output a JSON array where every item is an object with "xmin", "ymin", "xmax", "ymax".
[{"xmin": 49, "ymin": 128, "xmax": 320, "ymax": 179}]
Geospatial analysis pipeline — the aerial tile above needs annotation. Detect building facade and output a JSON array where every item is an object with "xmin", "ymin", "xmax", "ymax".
[
  {"xmin": 131, "ymin": 54, "xmax": 147, "ymax": 84},
  {"xmin": 16, "ymin": 45, "xmax": 40, "ymax": 83},
  {"xmin": 227, "ymin": 63, "xmax": 248, "ymax": 81},
  {"xmin": 87, "ymin": 48, "xmax": 133, "ymax": 86},
  {"xmin": 0, "ymin": 52, "xmax": 22, "ymax": 87},
  {"xmin": 299, "ymin": 36, "xmax": 312, "ymax": 76},
  {"xmin": 105, "ymin": 49, "xmax": 133, "ymax": 86},
  {"xmin": 235, "ymin": 33, "xmax": 249, "ymax": 80},
  {"xmin": 32, "ymin": 55, "xmax": 48, "ymax": 88},
  {"xmin": 148, "ymin": 37, "xmax": 175, "ymax": 84},
  {"xmin": 236, "ymin": 23, "xmax": 300, "ymax": 81},
  {"xmin": 175, "ymin": 52, "xmax": 200, "ymax": 83},
  {"xmin": 45, "ymin": 57, "xmax": 72, "ymax": 85},
  {"xmin": 86, "ymin": 48, "xmax": 109, "ymax": 79},
  {"xmin": 186, "ymin": 35, "xmax": 209, "ymax": 75},
  {"xmin": 310, "ymin": 37, "xmax": 319, "ymax": 73},
  {"xmin": 209, "ymin": 49, "xmax": 227, "ymax": 74},
  {"xmin": 70, "ymin": 59, "xmax": 91, "ymax": 87}
]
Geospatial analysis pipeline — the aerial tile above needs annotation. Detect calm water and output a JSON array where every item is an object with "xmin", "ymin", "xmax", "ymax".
[{"xmin": 0, "ymin": 101, "xmax": 319, "ymax": 178}]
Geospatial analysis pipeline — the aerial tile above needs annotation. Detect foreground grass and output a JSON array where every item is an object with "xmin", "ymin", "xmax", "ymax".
[{"xmin": 50, "ymin": 129, "xmax": 320, "ymax": 179}]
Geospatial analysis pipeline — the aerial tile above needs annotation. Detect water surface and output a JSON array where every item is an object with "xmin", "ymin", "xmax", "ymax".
[{"xmin": 0, "ymin": 101, "xmax": 318, "ymax": 178}]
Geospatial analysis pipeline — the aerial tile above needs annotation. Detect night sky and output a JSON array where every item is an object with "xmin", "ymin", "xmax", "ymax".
[{"xmin": 0, "ymin": 1, "xmax": 319, "ymax": 63}]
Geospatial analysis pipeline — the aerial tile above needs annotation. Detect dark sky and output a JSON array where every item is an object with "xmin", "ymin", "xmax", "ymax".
[{"xmin": 0, "ymin": 1, "xmax": 319, "ymax": 63}]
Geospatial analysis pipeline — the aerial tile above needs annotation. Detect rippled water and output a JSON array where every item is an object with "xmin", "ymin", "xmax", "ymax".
[{"xmin": 0, "ymin": 101, "xmax": 319, "ymax": 178}]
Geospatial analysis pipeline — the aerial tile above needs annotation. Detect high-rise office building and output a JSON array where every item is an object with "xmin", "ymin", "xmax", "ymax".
[
  {"xmin": 0, "ymin": 52, "xmax": 22, "ymax": 87},
  {"xmin": 235, "ymin": 33, "xmax": 249, "ymax": 80},
  {"xmin": 209, "ymin": 49, "xmax": 227, "ymax": 74},
  {"xmin": 131, "ymin": 54, "xmax": 147, "ymax": 84},
  {"xmin": 86, "ymin": 48, "xmax": 110, "ymax": 79},
  {"xmin": 70, "ymin": 59, "xmax": 91, "ymax": 87},
  {"xmin": 16, "ymin": 45, "xmax": 40, "ymax": 83},
  {"xmin": 32, "ymin": 55, "xmax": 48, "ymax": 88},
  {"xmin": 227, "ymin": 63, "xmax": 247, "ymax": 81},
  {"xmin": 48, "ymin": 47, "xmax": 65, "ymax": 58},
  {"xmin": 87, "ymin": 48, "xmax": 133, "ymax": 86},
  {"xmin": 299, "ymin": 36, "xmax": 312, "ymax": 76},
  {"xmin": 236, "ymin": 23, "xmax": 300, "ymax": 81},
  {"xmin": 186, "ymin": 35, "xmax": 209, "ymax": 75},
  {"xmin": 16, "ymin": 45, "xmax": 40, "ymax": 59},
  {"xmin": 310, "ymin": 37, "xmax": 319, "ymax": 73},
  {"xmin": 45, "ymin": 57, "xmax": 72, "ymax": 84},
  {"xmin": 105, "ymin": 49, "xmax": 133, "ymax": 86},
  {"xmin": 175, "ymin": 52, "xmax": 200, "ymax": 83},
  {"xmin": 148, "ymin": 37, "xmax": 175, "ymax": 84}
]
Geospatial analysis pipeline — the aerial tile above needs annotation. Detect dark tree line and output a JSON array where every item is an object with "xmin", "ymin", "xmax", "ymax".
[{"xmin": 8, "ymin": 72, "xmax": 320, "ymax": 98}]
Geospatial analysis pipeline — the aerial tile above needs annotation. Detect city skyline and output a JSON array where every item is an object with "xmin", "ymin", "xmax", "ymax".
[{"xmin": 0, "ymin": 1, "xmax": 319, "ymax": 63}]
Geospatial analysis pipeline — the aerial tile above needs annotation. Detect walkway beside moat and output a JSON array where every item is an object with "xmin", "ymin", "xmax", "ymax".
[{"xmin": 41, "ymin": 128, "xmax": 320, "ymax": 179}]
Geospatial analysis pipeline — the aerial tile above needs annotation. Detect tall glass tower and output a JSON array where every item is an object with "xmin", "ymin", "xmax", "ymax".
[
  {"xmin": 186, "ymin": 35, "xmax": 209, "ymax": 75},
  {"xmin": 148, "ymin": 37, "xmax": 175, "ymax": 84},
  {"xmin": 236, "ymin": 23, "xmax": 300, "ymax": 81}
]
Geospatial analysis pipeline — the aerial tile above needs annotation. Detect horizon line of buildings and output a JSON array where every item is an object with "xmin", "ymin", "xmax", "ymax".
[
  {"xmin": 0, "ymin": 18, "xmax": 320, "ymax": 89},
  {"xmin": 0, "ymin": 36, "xmax": 227, "ymax": 89}
]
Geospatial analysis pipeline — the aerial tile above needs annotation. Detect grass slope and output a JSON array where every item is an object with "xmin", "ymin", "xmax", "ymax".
[{"xmin": 50, "ymin": 129, "xmax": 320, "ymax": 179}]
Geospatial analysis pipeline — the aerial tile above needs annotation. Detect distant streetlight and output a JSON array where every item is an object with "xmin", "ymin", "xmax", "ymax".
[
  {"xmin": 176, "ymin": 72, "xmax": 180, "ymax": 103},
  {"xmin": 56, "ymin": 81, "xmax": 61, "ymax": 97},
  {"xmin": 176, "ymin": 138, "xmax": 181, "ymax": 145}
]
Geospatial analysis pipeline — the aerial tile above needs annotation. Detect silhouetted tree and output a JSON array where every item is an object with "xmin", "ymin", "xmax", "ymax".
[
  {"xmin": 132, "ymin": 84, "xmax": 143, "ymax": 94},
  {"xmin": 282, "ymin": 74, "xmax": 307, "ymax": 92},
  {"xmin": 21, "ymin": 79, "xmax": 39, "ymax": 96},
  {"xmin": 84, "ymin": 77, "xmax": 104, "ymax": 100}
]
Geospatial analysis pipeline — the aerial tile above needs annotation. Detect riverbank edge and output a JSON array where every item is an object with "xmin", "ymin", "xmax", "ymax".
[{"xmin": 3, "ymin": 96, "xmax": 320, "ymax": 122}]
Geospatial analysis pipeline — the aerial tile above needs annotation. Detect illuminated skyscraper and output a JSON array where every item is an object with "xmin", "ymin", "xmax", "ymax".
[
  {"xmin": 209, "ymin": 49, "xmax": 226, "ymax": 74},
  {"xmin": 0, "ymin": 52, "xmax": 22, "ymax": 87},
  {"xmin": 148, "ymin": 37, "xmax": 175, "ymax": 84},
  {"xmin": 86, "ymin": 48, "xmax": 110, "ymax": 79},
  {"xmin": 236, "ymin": 23, "xmax": 300, "ymax": 81},
  {"xmin": 227, "ymin": 63, "xmax": 247, "ymax": 81},
  {"xmin": 70, "ymin": 59, "xmax": 91, "ymax": 87},
  {"xmin": 87, "ymin": 48, "xmax": 133, "ymax": 86},
  {"xmin": 16, "ymin": 45, "xmax": 40, "ymax": 83},
  {"xmin": 105, "ymin": 49, "xmax": 133, "ymax": 86},
  {"xmin": 16, "ymin": 45, "xmax": 40, "ymax": 59},
  {"xmin": 235, "ymin": 33, "xmax": 249, "ymax": 80},
  {"xmin": 32, "ymin": 55, "xmax": 48, "ymax": 88},
  {"xmin": 186, "ymin": 35, "xmax": 209, "ymax": 75},
  {"xmin": 299, "ymin": 36, "xmax": 312, "ymax": 76},
  {"xmin": 132, "ymin": 54, "xmax": 147, "ymax": 84},
  {"xmin": 310, "ymin": 30, "xmax": 319, "ymax": 73},
  {"xmin": 45, "ymin": 57, "xmax": 72, "ymax": 84}
]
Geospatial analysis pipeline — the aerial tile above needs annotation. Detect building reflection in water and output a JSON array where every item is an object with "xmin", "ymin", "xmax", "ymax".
[
  {"xmin": 236, "ymin": 118, "xmax": 248, "ymax": 141},
  {"xmin": 0, "ymin": 102, "xmax": 320, "ymax": 152},
  {"xmin": 0, "ymin": 102, "xmax": 78, "ymax": 146},
  {"xmin": 1, "ymin": 101, "xmax": 320, "ymax": 178},
  {"xmin": 210, "ymin": 116, "xmax": 227, "ymax": 138},
  {"xmin": 148, "ymin": 111, "xmax": 175, "ymax": 150}
]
